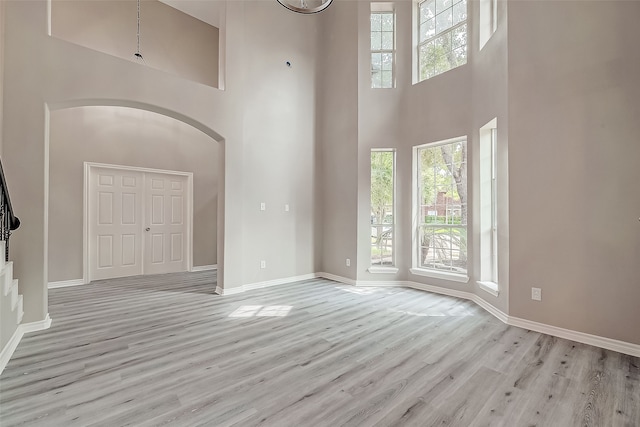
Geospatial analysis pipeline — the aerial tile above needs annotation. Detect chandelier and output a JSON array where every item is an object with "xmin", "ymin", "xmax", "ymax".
[{"xmin": 277, "ymin": 0, "xmax": 333, "ymax": 14}]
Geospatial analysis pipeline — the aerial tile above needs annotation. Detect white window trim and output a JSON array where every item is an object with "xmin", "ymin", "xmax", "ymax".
[
  {"xmin": 479, "ymin": 119, "xmax": 498, "ymax": 287},
  {"xmin": 370, "ymin": 8, "xmax": 396, "ymax": 89},
  {"xmin": 413, "ymin": 136, "xmax": 468, "ymax": 279},
  {"xmin": 479, "ymin": 0, "xmax": 498, "ymax": 50},
  {"xmin": 410, "ymin": 268, "xmax": 469, "ymax": 283},
  {"xmin": 477, "ymin": 280, "xmax": 499, "ymax": 297}
]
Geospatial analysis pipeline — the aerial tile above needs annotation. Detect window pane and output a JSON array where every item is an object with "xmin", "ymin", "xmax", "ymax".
[
  {"xmin": 382, "ymin": 31, "xmax": 394, "ymax": 50},
  {"xmin": 452, "ymin": 24, "xmax": 467, "ymax": 49},
  {"xmin": 372, "ymin": 71, "xmax": 382, "ymax": 88},
  {"xmin": 452, "ymin": 1, "xmax": 467, "ymax": 26},
  {"xmin": 435, "ymin": 0, "xmax": 451, "ymax": 15},
  {"xmin": 371, "ymin": 53, "xmax": 382, "ymax": 71},
  {"xmin": 420, "ymin": 18, "xmax": 436, "ymax": 42},
  {"xmin": 381, "ymin": 70, "xmax": 393, "ymax": 88},
  {"xmin": 381, "ymin": 53, "xmax": 393, "ymax": 70},
  {"xmin": 436, "ymin": 9, "xmax": 453, "ymax": 34},
  {"xmin": 371, "ymin": 13, "xmax": 382, "ymax": 31},
  {"xmin": 420, "ymin": 0, "xmax": 436, "ymax": 23},
  {"xmin": 371, "ymin": 32, "xmax": 381, "ymax": 50},
  {"xmin": 453, "ymin": 46, "xmax": 467, "ymax": 67},
  {"xmin": 381, "ymin": 13, "xmax": 394, "ymax": 31}
]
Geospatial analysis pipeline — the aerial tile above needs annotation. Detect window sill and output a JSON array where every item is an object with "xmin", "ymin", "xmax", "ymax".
[
  {"xmin": 368, "ymin": 266, "xmax": 399, "ymax": 274},
  {"xmin": 409, "ymin": 268, "xmax": 469, "ymax": 283},
  {"xmin": 477, "ymin": 281, "xmax": 499, "ymax": 297}
]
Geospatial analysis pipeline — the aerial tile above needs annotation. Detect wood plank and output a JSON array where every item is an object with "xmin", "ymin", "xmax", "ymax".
[{"xmin": 0, "ymin": 271, "xmax": 638, "ymax": 426}]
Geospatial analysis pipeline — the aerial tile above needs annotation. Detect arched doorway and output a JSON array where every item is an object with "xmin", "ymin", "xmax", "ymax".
[{"xmin": 45, "ymin": 101, "xmax": 225, "ymax": 288}]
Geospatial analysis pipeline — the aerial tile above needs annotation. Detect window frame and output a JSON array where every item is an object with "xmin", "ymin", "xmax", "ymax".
[
  {"xmin": 417, "ymin": 0, "xmax": 468, "ymax": 82},
  {"xmin": 370, "ymin": 149, "xmax": 397, "ymax": 271},
  {"xmin": 411, "ymin": 136, "xmax": 469, "ymax": 282},
  {"xmin": 370, "ymin": 6, "xmax": 396, "ymax": 89},
  {"xmin": 478, "ymin": 119, "xmax": 499, "ymax": 296}
]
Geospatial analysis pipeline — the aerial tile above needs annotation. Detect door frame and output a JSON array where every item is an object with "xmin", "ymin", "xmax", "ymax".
[{"xmin": 83, "ymin": 162, "xmax": 194, "ymax": 283}]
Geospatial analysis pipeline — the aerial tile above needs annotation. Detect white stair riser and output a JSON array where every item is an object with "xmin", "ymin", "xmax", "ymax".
[
  {"xmin": 11, "ymin": 279, "xmax": 19, "ymax": 310},
  {"xmin": 2, "ymin": 261, "xmax": 13, "ymax": 296},
  {"xmin": 17, "ymin": 295, "xmax": 24, "ymax": 324}
]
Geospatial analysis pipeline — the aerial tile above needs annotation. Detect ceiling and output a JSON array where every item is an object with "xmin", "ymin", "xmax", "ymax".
[{"xmin": 159, "ymin": 0, "xmax": 224, "ymax": 28}]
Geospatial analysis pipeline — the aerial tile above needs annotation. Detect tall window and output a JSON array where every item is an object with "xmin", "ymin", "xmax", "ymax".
[
  {"xmin": 479, "ymin": 120, "xmax": 498, "ymax": 287},
  {"xmin": 371, "ymin": 6, "xmax": 395, "ymax": 88},
  {"xmin": 418, "ymin": 0, "xmax": 467, "ymax": 81},
  {"xmin": 416, "ymin": 138, "xmax": 467, "ymax": 275},
  {"xmin": 479, "ymin": 0, "xmax": 497, "ymax": 50},
  {"xmin": 371, "ymin": 150, "xmax": 395, "ymax": 266}
]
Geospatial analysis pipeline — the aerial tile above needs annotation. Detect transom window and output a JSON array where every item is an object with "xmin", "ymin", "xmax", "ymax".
[
  {"xmin": 371, "ymin": 7, "xmax": 395, "ymax": 88},
  {"xmin": 416, "ymin": 138, "xmax": 467, "ymax": 275},
  {"xmin": 418, "ymin": 0, "xmax": 467, "ymax": 81}
]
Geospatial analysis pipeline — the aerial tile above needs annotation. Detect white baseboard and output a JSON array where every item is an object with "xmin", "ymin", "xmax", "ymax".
[
  {"xmin": 316, "ymin": 272, "xmax": 357, "ymax": 286},
  {"xmin": 406, "ymin": 280, "xmax": 474, "ymax": 301},
  {"xmin": 472, "ymin": 294, "xmax": 509, "ymax": 323},
  {"xmin": 508, "ymin": 315, "xmax": 640, "ymax": 358},
  {"xmin": 48, "ymin": 279, "xmax": 86, "ymax": 289},
  {"xmin": 215, "ymin": 273, "xmax": 317, "ymax": 296},
  {"xmin": 243, "ymin": 274, "xmax": 317, "ymax": 292},
  {"xmin": 0, "ymin": 314, "xmax": 52, "ymax": 375},
  {"xmin": 215, "ymin": 285, "xmax": 242, "ymax": 296},
  {"xmin": 191, "ymin": 265, "xmax": 217, "ymax": 272},
  {"xmin": 21, "ymin": 314, "xmax": 53, "ymax": 334},
  {"xmin": 400, "ymin": 280, "xmax": 639, "ymax": 356},
  {"xmin": 0, "ymin": 326, "xmax": 23, "ymax": 375}
]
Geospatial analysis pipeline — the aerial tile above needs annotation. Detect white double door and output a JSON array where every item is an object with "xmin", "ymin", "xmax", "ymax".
[{"xmin": 88, "ymin": 165, "xmax": 191, "ymax": 281}]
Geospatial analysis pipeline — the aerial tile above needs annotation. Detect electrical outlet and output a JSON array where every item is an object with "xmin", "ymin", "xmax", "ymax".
[
  {"xmin": 260, "ymin": 202, "xmax": 266, "ymax": 211},
  {"xmin": 346, "ymin": 258, "xmax": 351, "ymax": 267},
  {"xmin": 285, "ymin": 204, "xmax": 290, "ymax": 212},
  {"xmin": 260, "ymin": 260, "xmax": 266, "ymax": 269},
  {"xmin": 531, "ymin": 287, "xmax": 542, "ymax": 301}
]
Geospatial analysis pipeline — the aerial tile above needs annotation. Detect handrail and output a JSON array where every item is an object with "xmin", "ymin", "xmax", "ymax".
[{"xmin": 0, "ymin": 157, "xmax": 20, "ymax": 262}]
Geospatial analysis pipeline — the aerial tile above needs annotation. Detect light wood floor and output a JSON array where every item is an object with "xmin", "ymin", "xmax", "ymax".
[{"xmin": 0, "ymin": 272, "xmax": 638, "ymax": 426}]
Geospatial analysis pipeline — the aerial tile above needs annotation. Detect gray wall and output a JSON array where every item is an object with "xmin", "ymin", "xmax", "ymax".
[
  {"xmin": 48, "ymin": 106, "xmax": 219, "ymax": 283},
  {"xmin": 2, "ymin": 0, "xmax": 319, "ymax": 326},
  {"xmin": 317, "ymin": 1, "xmax": 359, "ymax": 279},
  {"xmin": 317, "ymin": 0, "xmax": 639, "ymax": 346},
  {"xmin": 0, "ymin": 0, "xmax": 13, "ymax": 352},
  {"xmin": 2, "ymin": 0, "xmax": 639, "ymax": 350},
  {"xmin": 507, "ymin": 0, "xmax": 640, "ymax": 344},
  {"xmin": 52, "ymin": 0, "xmax": 219, "ymax": 88}
]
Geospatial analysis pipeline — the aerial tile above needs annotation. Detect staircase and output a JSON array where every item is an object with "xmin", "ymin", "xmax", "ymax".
[
  {"xmin": 1, "ymin": 241, "xmax": 24, "ymax": 326},
  {"xmin": 0, "ymin": 157, "xmax": 22, "ymax": 374}
]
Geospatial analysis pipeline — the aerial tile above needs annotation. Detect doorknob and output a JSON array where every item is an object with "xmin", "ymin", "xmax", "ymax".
[{"xmin": 145, "ymin": 227, "xmax": 150, "ymax": 231}]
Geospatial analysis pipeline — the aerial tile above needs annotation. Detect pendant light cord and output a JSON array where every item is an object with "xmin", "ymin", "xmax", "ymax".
[{"xmin": 135, "ymin": 0, "xmax": 143, "ymax": 60}]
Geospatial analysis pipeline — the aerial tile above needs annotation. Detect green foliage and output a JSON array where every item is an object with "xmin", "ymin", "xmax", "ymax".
[
  {"xmin": 370, "ymin": 151, "xmax": 394, "ymax": 225},
  {"xmin": 419, "ymin": 24, "xmax": 467, "ymax": 80}
]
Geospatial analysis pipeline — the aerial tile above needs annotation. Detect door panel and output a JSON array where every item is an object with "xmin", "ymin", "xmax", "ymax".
[
  {"xmin": 89, "ymin": 166, "xmax": 189, "ymax": 281},
  {"xmin": 144, "ymin": 173, "xmax": 189, "ymax": 275},
  {"xmin": 90, "ymin": 168, "xmax": 144, "ymax": 280}
]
